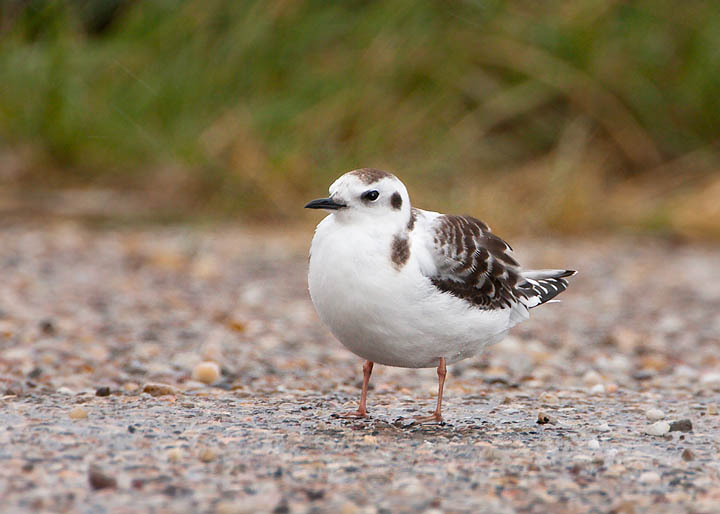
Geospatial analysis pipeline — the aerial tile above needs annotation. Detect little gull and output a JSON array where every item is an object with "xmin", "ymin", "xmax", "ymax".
[{"xmin": 306, "ymin": 168, "xmax": 575, "ymax": 423}]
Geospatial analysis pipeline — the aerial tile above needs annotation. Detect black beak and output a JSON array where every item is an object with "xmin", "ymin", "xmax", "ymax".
[{"xmin": 304, "ymin": 197, "xmax": 346, "ymax": 210}]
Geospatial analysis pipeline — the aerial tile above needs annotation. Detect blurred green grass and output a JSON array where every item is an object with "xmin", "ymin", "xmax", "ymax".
[{"xmin": 1, "ymin": 0, "xmax": 719, "ymax": 237}]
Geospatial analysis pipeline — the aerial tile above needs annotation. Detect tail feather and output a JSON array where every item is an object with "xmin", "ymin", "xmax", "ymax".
[
  {"xmin": 521, "ymin": 269, "xmax": 577, "ymax": 280},
  {"xmin": 519, "ymin": 269, "xmax": 576, "ymax": 308}
]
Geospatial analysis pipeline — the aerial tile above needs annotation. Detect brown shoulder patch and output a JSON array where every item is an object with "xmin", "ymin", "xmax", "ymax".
[
  {"xmin": 407, "ymin": 208, "xmax": 418, "ymax": 231},
  {"xmin": 350, "ymin": 168, "xmax": 393, "ymax": 184},
  {"xmin": 390, "ymin": 192, "xmax": 402, "ymax": 210},
  {"xmin": 391, "ymin": 235, "xmax": 410, "ymax": 269}
]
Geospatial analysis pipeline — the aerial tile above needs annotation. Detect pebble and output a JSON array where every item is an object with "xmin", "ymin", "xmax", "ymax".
[
  {"xmin": 88, "ymin": 466, "xmax": 117, "ymax": 490},
  {"xmin": 192, "ymin": 361, "xmax": 221, "ymax": 384},
  {"xmin": 536, "ymin": 411, "xmax": 556, "ymax": 424},
  {"xmin": 674, "ymin": 365, "xmax": 699, "ymax": 379},
  {"xmin": 538, "ymin": 392, "xmax": 558, "ymax": 404},
  {"xmin": 39, "ymin": 319, "xmax": 56, "ymax": 336},
  {"xmin": 198, "ymin": 447, "xmax": 217, "ymax": 463},
  {"xmin": 608, "ymin": 327, "xmax": 642, "ymax": 352},
  {"xmin": 707, "ymin": 403, "xmax": 718, "ymax": 415},
  {"xmin": 594, "ymin": 423, "xmax": 611, "ymax": 432},
  {"xmin": 192, "ymin": 255, "xmax": 220, "ymax": 279},
  {"xmin": 639, "ymin": 471, "xmax": 661, "ymax": 484},
  {"xmin": 605, "ymin": 448, "xmax": 619, "ymax": 463},
  {"xmin": 681, "ymin": 448, "xmax": 694, "ymax": 461},
  {"xmin": 632, "ymin": 370, "xmax": 656, "ymax": 381},
  {"xmin": 481, "ymin": 446, "xmax": 502, "ymax": 461},
  {"xmin": 167, "ymin": 448, "xmax": 183, "ymax": 462},
  {"xmin": 588, "ymin": 439, "xmax": 600, "ymax": 450},
  {"xmin": 339, "ymin": 502, "xmax": 361, "ymax": 514},
  {"xmin": 644, "ymin": 421, "xmax": 670, "ymax": 436},
  {"xmin": 605, "ymin": 464, "xmax": 626, "ymax": 477},
  {"xmin": 95, "ymin": 386, "xmax": 111, "ymax": 397},
  {"xmin": 669, "ymin": 419, "xmax": 693, "ymax": 433},
  {"xmin": 583, "ymin": 370, "xmax": 603, "ymax": 385},
  {"xmin": 142, "ymin": 383, "xmax": 179, "ymax": 397},
  {"xmin": 216, "ymin": 500, "xmax": 262, "ymax": 514},
  {"xmin": 700, "ymin": 372, "xmax": 720, "ymax": 385},
  {"xmin": 645, "ymin": 408, "xmax": 665, "ymax": 420},
  {"xmin": 589, "ymin": 384, "xmax": 605, "ymax": 395},
  {"xmin": 69, "ymin": 407, "xmax": 88, "ymax": 419}
]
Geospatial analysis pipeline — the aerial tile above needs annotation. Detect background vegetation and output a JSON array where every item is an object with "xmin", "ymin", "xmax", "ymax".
[{"xmin": 1, "ymin": 0, "xmax": 719, "ymax": 236}]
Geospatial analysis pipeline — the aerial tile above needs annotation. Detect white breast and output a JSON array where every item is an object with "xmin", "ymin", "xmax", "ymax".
[{"xmin": 308, "ymin": 215, "xmax": 513, "ymax": 368}]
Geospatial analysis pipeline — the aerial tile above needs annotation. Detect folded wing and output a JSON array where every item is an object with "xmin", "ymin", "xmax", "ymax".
[{"xmin": 424, "ymin": 215, "xmax": 574, "ymax": 310}]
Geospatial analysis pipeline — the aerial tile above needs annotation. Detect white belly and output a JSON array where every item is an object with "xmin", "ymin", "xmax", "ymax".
[{"xmin": 308, "ymin": 220, "xmax": 513, "ymax": 368}]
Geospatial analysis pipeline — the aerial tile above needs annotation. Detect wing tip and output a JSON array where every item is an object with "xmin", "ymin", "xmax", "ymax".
[{"xmin": 524, "ymin": 274, "xmax": 573, "ymax": 308}]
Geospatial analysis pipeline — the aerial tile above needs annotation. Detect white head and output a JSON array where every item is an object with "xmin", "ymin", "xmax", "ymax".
[{"xmin": 305, "ymin": 168, "xmax": 412, "ymax": 228}]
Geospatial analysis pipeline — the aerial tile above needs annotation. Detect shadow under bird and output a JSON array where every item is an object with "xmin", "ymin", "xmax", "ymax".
[{"xmin": 306, "ymin": 168, "xmax": 576, "ymax": 423}]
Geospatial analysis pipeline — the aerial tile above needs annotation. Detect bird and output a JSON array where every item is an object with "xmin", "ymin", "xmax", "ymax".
[{"xmin": 305, "ymin": 168, "xmax": 575, "ymax": 423}]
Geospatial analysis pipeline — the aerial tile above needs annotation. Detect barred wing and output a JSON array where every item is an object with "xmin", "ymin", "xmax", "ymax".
[{"xmin": 425, "ymin": 215, "xmax": 575, "ymax": 310}]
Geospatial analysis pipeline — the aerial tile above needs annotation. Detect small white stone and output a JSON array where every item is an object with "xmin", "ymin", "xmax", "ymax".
[
  {"xmin": 582, "ymin": 370, "xmax": 603, "ymax": 385},
  {"xmin": 589, "ymin": 384, "xmax": 605, "ymax": 394},
  {"xmin": 644, "ymin": 421, "xmax": 670, "ymax": 436},
  {"xmin": 605, "ymin": 449, "xmax": 619, "ymax": 463},
  {"xmin": 192, "ymin": 361, "xmax": 221, "ymax": 385},
  {"xmin": 594, "ymin": 423, "xmax": 611, "ymax": 432},
  {"xmin": 674, "ymin": 365, "xmax": 698, "ymax": 379},
  {"xmin": 588, "ymin": 439, "xmax": 600, "ymax": 450},
  {"xmin": 645, "ymin": 408, "xmax": 665, "ymax": 420},
  {"xmin": 639, "ymin": 471, "xmax": 661, "ymax": 483},
  {"xmin": 700, "ymin": 372, "xmax": 720, "ymax": 385}
]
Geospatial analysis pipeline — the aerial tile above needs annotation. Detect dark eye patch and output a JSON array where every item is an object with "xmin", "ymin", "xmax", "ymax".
[{"xmin": 391, "ymin": 192, "xmax": 402, "ymax": 210}]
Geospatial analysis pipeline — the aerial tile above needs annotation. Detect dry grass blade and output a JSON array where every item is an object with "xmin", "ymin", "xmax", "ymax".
[{"xmin": 473, "ymin": 35, "xmax": 662, "ymax": 169}]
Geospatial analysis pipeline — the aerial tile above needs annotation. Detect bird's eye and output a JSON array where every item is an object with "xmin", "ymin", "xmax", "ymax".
[{"xmin": 361, "ymin": 190, "xmax": 380, "ymax": 201}]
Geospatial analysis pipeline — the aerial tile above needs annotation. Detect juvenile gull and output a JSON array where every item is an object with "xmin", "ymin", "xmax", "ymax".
[{"xmin": 306, "ymin": 168, "xmax": 576, "ymax": 422}]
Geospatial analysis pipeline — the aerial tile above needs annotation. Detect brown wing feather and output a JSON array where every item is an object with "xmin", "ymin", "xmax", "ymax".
[{"xmin": 428, "ymin": 215, "xmax": 526, "ymax": 310}]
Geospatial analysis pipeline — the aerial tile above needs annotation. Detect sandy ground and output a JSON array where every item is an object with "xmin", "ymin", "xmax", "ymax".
[{"xmin": 1, "ymin": 223, "xmax": 719, "ymax": 513}]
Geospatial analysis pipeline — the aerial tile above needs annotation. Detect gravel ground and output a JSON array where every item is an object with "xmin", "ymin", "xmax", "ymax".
[{"xmin": 1, "ymin": 223, "xmax": 719, "ymax": 513}]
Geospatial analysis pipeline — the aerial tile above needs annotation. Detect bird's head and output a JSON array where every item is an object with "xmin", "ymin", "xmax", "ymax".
[{"xmin": 305, "ymin": 168, "xmax": 411, "ymax": 227}]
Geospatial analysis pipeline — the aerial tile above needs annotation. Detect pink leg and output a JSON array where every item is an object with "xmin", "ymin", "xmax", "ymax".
[
  {"xmin": 339, "ymin": 360, "xmax": 374, "ymax": 418},
  {"xmin": 414, "ymin": 358, "xmax": 447, "ymax": 424}
]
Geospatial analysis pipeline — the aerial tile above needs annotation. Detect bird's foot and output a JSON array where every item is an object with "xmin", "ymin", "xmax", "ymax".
[
  {"xmin": 335, "ymin": 410, "xmax": 368, "ymax": 419},
  {"xmin": 412, "ymin": 411, "xmax": 443, "ymax": 425}
]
